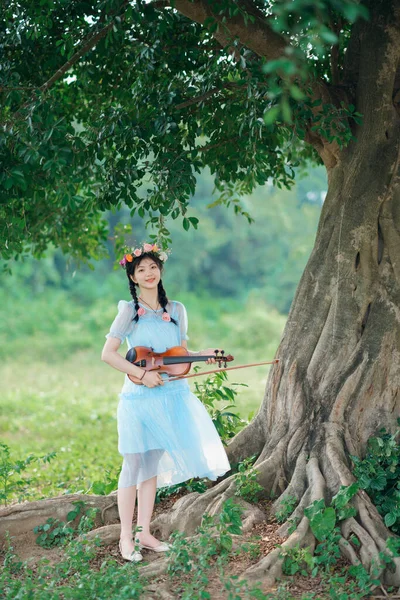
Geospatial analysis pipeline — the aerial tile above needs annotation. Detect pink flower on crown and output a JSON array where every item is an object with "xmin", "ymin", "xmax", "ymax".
[
  {"xmin": 133, "ymin": 248, "xmax": 142, "ymax": 257},
  {"xmin": 137, "ymin": 307, "xmax": 146, "ymax": 316},
  {"xmin": 143, "ymin": 243, "xmax": 154, "ymax": 252},
  {"xmin": 119, "ymin": 256, "xmax": 127, "ymax": 266},
  {"xmin": 162, "ymin": 312, "xmax": 171, "ymax": 322}
]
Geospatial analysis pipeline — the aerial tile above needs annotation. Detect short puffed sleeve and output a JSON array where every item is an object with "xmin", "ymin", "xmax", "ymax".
[
  {"xmin": 105, "ymin": 300, "xmax": 135, "ymax": 343},
  {"xmin": 173, "ymin": 301, "xmax": 189, "ymax": 341}
]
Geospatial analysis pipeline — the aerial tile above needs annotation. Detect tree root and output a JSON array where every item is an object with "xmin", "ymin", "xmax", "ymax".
[
  {"xmin": 0, "ymin": 493, "xmax": 118, "ymax": 549},
  {"xmin": 151, "ymin": 472, "xmax": 266, "ymax": 538},
  {"xmin": 80, "ymin": 523, "xmax": 121, "ymax": 545},
  {"xmin": 243, "ymin": 515, "xmax": 315, "ymax": 587},
  {"xmin": 225, "ymin": 413, "xmax": 265, "ymax": 466}
]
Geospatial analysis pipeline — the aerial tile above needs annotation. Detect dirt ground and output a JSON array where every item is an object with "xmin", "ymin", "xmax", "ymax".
[{"xmin": 3, "ymin": 493, "xmax": 396, "ymax": 599}]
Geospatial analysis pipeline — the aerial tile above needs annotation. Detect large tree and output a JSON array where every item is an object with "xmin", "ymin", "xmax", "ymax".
[{"xmin": 1, "ymin": 0, "xmax": 400, "ymax": 587}]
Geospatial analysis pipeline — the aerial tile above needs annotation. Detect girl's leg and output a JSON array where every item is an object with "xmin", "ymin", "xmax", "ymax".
[
  {"xmin": 136, "ymin": 476, "xmax": 161, "ymax": 546},
  {"xmin": 118, "ymin": 485, "xmax": 137, "ymax": 554}
]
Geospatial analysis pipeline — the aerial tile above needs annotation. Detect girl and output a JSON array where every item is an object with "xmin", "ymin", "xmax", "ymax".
[{"xmin": 101, "ymin": 243, "xmax": 231, "ymax": 563}]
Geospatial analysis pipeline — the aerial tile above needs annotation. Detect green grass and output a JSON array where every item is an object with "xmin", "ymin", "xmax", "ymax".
[{"xmin": 0, "ymin": 290, "xmax": 286, "ymax": 503}]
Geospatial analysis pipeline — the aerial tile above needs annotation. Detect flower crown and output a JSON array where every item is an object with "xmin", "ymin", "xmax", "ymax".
[{"xmin": 119, "ymin": 242, "xmax": 170, "ymax": 267}]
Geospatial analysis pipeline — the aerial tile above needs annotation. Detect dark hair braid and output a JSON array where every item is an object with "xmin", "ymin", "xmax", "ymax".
[
  {"xmin": 158, "ymin": 280, "xmax": 178, "ymax": 325},
  {"xmin": 126, "ymin": 271, "xmax": 140, "ymax": 323}
]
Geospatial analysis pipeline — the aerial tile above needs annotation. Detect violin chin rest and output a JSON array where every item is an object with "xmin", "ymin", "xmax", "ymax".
[{"xmin": 126, "ymin": 348, "xmax": 137, "ymax": 363}]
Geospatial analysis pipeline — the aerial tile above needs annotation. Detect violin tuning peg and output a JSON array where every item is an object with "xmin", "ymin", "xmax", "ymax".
[
  {"xmin": 214, "ymin": 349, "xmax": 218, "ymax": 355},
  {"xmin": 221, "ymin": 349, "xmax": 225, "ymax": 355}
]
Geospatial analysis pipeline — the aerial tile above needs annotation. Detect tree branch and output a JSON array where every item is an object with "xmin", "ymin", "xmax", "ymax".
[
  {"xmin": 6, "ymin": 1, "xmax": 130, "ymax": 123},
  {"xmin": 172, "ymin": 0, "xmax": 288, "ymax": 61}
]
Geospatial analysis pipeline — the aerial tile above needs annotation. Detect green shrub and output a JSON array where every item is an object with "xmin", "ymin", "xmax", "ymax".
[
  {"xmin": 194, "ymin": 370, "xmax": 248, "ymax": 443},
  {"xmin": 351, "ymin": 420, "xmax": 400, "ymax": 534},
  {"xmin": 234, "ymin": 455, "xmax": 264, "ymax": 503}
]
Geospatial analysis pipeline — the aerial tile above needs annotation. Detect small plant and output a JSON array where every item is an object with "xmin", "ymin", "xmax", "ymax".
[
  {"xmin": 281, "ymin": 544, "xmax": 315, "ymax": 576},
  {"xmin": 275, "ymin": 494, "xmax": 297, "ymax": 523},
  {"xmin": 91, "ymin": 467, "xmax": 120, "ymax": 495},
  {"xmin": 351, "ymin": 420, "xmax": 400, "ymax": 534},
  {"xmin": 238, "ymin": 537, "xmax": 262, "ymax": 560},
  {"xmin": 0, "ymin": 441, "xmax": 56, "ymax": 505},
  {"xmin": 156, "ymin": 477, "xmax": 208, "ymax": 503},
  {"xmin": 194, "ymin": 371, "xmax": 248, "ymax": 443},
  {"xmin": 234, "ymin": 455, "xmax": 264, "ymax": 503},
  {"xmin": 167, "ymin": 498, "xmax": 244, "ymax": 598},
  {"xmin": 34, "ymin": 500, "xmax": 99, "ymax": 547},
  {"xmin": 34, "ymin": 516, "xmax": 75, "ymax": 548}
]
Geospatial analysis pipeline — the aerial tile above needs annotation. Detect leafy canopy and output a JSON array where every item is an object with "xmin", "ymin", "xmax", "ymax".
[{"xmin": 1, "ymin": 0, "xmax": 367, "ymax": 261}]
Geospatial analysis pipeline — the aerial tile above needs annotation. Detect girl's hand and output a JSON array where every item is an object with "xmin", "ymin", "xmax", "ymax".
[
  {"xmin": 202, "ymin": 348, "xmax": 222, "ymax": 365},
  {"xmin": 142, "ymin": 371, "xmax": 164, "ymax": 387}
]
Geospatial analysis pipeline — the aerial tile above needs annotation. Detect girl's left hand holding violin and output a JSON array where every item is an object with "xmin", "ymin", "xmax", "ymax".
[{"xmin": 196, "ymin": 348, "xmax": 224, "ymax": 365}]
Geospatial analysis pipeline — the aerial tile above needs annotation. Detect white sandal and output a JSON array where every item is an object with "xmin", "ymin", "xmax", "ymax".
[
  {"xmin": 137, "ymin": 539, "xmax": 171, "ymax": 553},
  {"xmin": 119, "ymin": 540, "xmax": 143, "ymax": 563}
]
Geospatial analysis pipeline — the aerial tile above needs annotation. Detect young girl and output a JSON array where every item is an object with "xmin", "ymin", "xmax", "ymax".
[{"xmin": 101, "ymin": 243, "xmax": 231, "ymax": 563}]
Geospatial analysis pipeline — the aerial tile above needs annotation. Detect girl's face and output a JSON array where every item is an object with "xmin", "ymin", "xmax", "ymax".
[{"xmin": 131, "ymin": 257, "xmax": 161, "ymax": 291}]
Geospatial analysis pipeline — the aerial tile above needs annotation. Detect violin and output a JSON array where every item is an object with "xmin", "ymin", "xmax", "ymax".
[{"xmin": 125, "ymin": 346, "xmax": 234, "ymax": 384}]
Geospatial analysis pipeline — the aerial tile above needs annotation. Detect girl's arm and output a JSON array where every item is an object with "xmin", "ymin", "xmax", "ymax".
[{"xmin": 101, "ymin": 337, "xmax": 146, "ymax": 378}]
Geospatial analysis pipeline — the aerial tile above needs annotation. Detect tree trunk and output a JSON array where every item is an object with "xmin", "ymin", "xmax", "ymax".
[{"xmin": 150, "ymin": 54, "xmax": 400, "ymax": 583}]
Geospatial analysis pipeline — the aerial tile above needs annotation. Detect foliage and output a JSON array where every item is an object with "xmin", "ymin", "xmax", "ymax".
[
  {"xmin": 194, "ymin": 370, "xmax": 249, "ymax": 443},
  {"xmin": 91, "ymin": 469, "xmax": 120, "ymax": 496},
  {"xmin": 0, "ymin": 442, "xmax": 57, "ymax": 506},
  {"xmin": 34, "ymin": 501, "xmax": 99, "ymax": 548},
  {"xmin": 34, "ymin": 516, "xmax": 76, "ymax": 548},
  {"xmin": 1, "ymin": 165, "xmax": 324, "ymax": 314},
  {"xmin": 155, "ymin": 477, "xmax": 209, "ymax": 503},
  {"xmin": 281, "ymin": 544, "xmax": 315, "ymax": 576},
  {"xmin": 351, "ymin": 421, "xmax": 400, "ymax": 534},
  {"xmin": 1, "ymin": 534, "xmax": 146, "ymax": 600},
  {"xmin": 167, "ymin": 498, "xmax": 244, "ymax": 599},
  {"xmin": 275, "ymin": 495, "xmax": 298, "ymax": 523},
  {"xmin": 0, "ymin": 0, "xmax": 366, "ymax": 260},
  {"xmin": 233, "ymin": 454, "xmax": 265, "ymax": 503}
]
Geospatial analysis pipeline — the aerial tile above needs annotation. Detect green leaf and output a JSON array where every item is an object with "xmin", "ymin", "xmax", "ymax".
[
  {"xmin": 305, "ymin": 503, "xmax": 336, "ymax": 541},
  {"xmin": 332, "ymin": 483, "xmax": 359, "ymax": 508},
  {"xmin": 385, "ymin": 513, "xmax": 397, "ymax": 528},
  {"xmin": 182, "ymin": 217, "xmax": 190, "ymax": 231},
  {"xmin": 263, "ymin": 106, "xmax": 280, "ymax": 125}
]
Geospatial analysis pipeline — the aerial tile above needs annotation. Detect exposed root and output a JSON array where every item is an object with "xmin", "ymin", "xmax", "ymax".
[
  {"xmin": 151, "ymin": 476, "xmax": 233, "ymax": 537},
  {"xmin": 225, "ymin": 414, "xmax": 265, "ymax": 465},
  {"xmin": 151, "ymin": 472, "xmax": 266, "ymax": 538},
  {"xmin": 242, "ymin": 515, "xmax": 315, "ymax": 587},
  {"xmin": 272, "ymin": 450, "xmax": 307, "ymax": 515},
  {"xmin": 338, "ymin": 535, "xmax": 361, "ymax": 566},
  {"xmin": 80, "ymin": 523, "xmax": 120, "ymax": 545},
  {"xmin": 341, "ymin": 516, "xmax": 380, "ymax": 572},
  {"xmin": 253, "ymin": 440, "xmax": 287, "ymax": 491},
  {"xmin": 146, "ymin": 583, "xmax": 175, "ymax": 600},
  {"xmin": 140, "ymin": 558, "xmax": 169, "ymax": 578},
  {"xmin": 0, "ymin": 493, "xmax": 118, "ymax": 548},
  {"xmin": 355, "ymin": 495, "xmax": 400, "ymax": 585},
  {"xmin": 277, "ymin": 488, "xmax": 311, "ymax": 538}
]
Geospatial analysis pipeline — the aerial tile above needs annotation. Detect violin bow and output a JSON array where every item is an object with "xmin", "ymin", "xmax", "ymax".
[{"xmin": 167, "ymin": 359, "xmax": 280, "ymax": 381}]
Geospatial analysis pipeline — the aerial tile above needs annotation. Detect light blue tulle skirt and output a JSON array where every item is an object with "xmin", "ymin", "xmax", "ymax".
[{"xmin": 117, "ymin": 377, "xmax": 231, "ymax": 489}]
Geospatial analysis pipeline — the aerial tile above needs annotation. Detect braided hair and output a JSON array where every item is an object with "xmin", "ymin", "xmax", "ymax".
[{"xmin": 125, "ymin": 252, "xmax": 177, "ymax": 325}]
